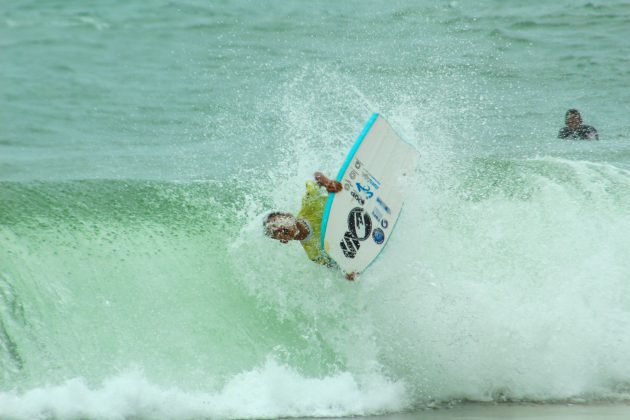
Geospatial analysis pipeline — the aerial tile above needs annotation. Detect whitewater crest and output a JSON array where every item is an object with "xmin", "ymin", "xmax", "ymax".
[{"xmin": 0, "ymin": 358, "xmax": 409, "ymax": 419}]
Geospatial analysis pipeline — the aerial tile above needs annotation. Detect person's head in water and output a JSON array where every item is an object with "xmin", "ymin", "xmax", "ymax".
[
  {"xmin": 558, "ymin": 108, "xmax": 598, "ymax": 140},
  {"xmin": 565, "ymin": 109, "xmax": 583, "ymax": 129},
  {"xmin": 263, "ymin": 212, "xmax": 305, "ymax": 243}
]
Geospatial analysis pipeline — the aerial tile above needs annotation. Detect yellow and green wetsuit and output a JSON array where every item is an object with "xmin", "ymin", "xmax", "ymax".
[{"xmin": 297, "ymin": 181, "xmax": 334, "ymax": 266}]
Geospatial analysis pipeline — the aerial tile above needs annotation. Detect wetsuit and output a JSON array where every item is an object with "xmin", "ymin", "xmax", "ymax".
[
  {"xmin": 297, "ymin": 181, "xmax": 334, "ymax": 266},
  {"xmin": 558, "ymin": 125, "xmax": 598, "ymax": 140}
]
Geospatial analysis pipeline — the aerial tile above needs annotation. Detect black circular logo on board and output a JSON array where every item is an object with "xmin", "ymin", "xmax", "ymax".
[
  {"xmin": 340, "ymin": 207, "xmax": 373, "ymax": 259},
  {"xmin": 347, "ymin": 207, "xmax": 372, "ymax": 240}
]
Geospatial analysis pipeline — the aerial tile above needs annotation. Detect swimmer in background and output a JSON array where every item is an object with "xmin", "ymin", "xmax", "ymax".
[{"xmin": 558, "ymin": 109, "xmax": 599, "ymax": 140}]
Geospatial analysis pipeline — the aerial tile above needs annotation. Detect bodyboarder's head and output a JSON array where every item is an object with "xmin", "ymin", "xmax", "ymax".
[{"xmin": 263, "ymin": 212, "xmax": 300, "ymax": 243}]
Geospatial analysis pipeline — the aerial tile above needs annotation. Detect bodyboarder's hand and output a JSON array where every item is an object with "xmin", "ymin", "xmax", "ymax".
[{"xmin": 314, "ymin": 172, "xmax": 343, "ymax": 193}]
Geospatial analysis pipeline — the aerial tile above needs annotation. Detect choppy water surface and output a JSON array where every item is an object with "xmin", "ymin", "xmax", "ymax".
[{"xmin": 2, "ymin": 0, "xmax": 630, "ymax": 418}]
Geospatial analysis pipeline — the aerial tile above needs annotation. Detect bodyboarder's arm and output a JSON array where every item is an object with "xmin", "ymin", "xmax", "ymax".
[{"xmin": 314, "ymin": 172, "xmax": 342, "ymax": 193}]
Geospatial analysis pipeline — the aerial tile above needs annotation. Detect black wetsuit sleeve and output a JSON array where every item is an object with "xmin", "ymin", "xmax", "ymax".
[
  {"xmin": 583, "ymin": 125, "xmax": 599, "ymax": 140},
  {"xmin": 558, "ymin": 127, "xmax": 570, "ymax": 139}
]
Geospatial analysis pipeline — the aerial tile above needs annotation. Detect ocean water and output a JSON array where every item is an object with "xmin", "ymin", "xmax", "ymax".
[{"xmin": 2, "ymin": 0, "xmax": 630, "ymax": 418}]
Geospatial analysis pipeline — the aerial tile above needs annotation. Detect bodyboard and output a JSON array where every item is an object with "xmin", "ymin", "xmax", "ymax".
[{"xmin": 321, "ymin": 113, "xmax": 418, "ymax": 274}]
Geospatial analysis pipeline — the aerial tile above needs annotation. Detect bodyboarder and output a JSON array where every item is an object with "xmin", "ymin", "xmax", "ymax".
[{"xmin": 263, "ymin": 172, "xmax": 356, "ymax": 280}]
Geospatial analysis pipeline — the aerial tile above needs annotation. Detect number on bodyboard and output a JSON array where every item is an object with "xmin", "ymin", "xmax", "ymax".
[{"xmin": 356, "ymin": 182, "xmax": 374, "ymax": 199}]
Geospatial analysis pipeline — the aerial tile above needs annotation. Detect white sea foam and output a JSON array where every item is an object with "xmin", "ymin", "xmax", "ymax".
[
  {"xmin": 358, "ymin": 155, "xmax": 630, "ymax": 403},
  {"xmin": 0, "ymin": 358, "xmax": 408, "ymax": 420}
]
